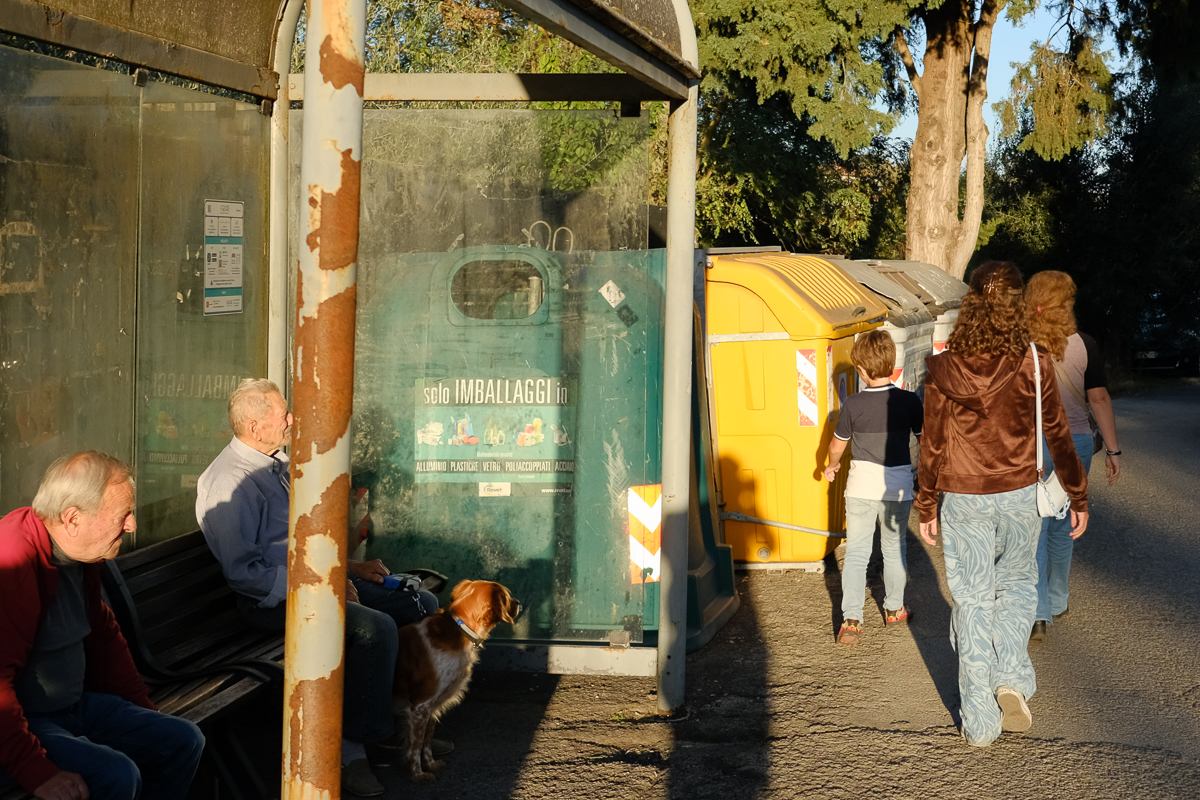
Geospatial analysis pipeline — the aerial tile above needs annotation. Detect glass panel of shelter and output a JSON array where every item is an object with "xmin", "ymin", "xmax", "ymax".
[
  {"xmin": 0, "ymin": 46, "xmax": 139, "ymax": 522},
  {"xmin": 289, "ymin": 106, "xmax": 665, "ymax": 644},
  {"xmin": 134, "ymin": 80, "xmax": 270, "ymax": 546},
  {"xmin": 0, "ymin": 40, "xmax": 270, "ymax": 548}
]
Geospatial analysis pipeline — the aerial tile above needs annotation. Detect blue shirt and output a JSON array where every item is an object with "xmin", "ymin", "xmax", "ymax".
[{"xmin": 195, "ymin": 436, "xmax": 291, "ymax": 608}]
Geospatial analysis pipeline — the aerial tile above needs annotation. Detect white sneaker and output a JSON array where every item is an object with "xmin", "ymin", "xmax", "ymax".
[{"xmin": 996, "ymin": 686, "xmax": 1032, "ymax": 732}]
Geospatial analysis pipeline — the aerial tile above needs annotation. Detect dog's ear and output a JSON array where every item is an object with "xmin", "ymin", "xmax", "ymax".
[
  {"xmin": 450, "ymin": 579, "xmax": 476, "ymax": 605},
  {"xmin": 494, "ymin": 584, "xmax": 518, "ymax": 625},
  {"xmin": 451, "ymin": 580, "xmax": 490, "ymax": 631}
]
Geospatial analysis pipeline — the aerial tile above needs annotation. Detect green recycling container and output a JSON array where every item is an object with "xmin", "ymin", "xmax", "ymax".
[{"xmin": 351, "ymin": 245, "xmax": 666, "ymax": 643}]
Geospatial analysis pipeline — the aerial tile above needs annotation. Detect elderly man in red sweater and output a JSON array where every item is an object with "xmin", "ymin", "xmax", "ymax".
[{"xmin": 0, "ymin": 451, "xmax": 204, "ymax": 800}]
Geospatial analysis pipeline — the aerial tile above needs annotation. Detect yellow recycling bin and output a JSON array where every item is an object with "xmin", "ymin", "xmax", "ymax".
[{"xmin": 703, "ymin": 251, "xmax": 888, "ymax": 567}]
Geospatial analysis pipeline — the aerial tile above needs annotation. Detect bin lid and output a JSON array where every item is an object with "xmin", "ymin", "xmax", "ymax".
[
  {"xmin": 827, "ymin": 258, "xmax": 934, "ymax": 328},
  {"xmin": 706, "ymin": 253, "xmax": 887, "ymax": 339},
  {"xmin": 861, "ymin": 259, "xmax": 968, "ymax": 309}
]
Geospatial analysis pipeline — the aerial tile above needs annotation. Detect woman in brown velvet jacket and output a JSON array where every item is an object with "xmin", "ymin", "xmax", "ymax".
[{"xmin": 916, "ymin": 261, "xmax": 1088, "ymax": 747}]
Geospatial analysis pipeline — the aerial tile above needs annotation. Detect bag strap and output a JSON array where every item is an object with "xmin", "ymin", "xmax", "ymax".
[
  {"xmin": 1032, "ymin": 342, "xmax": 1044, "ymax": 479},
  {"xmin": 1051, "ymin": 357, "xmax": 1089, "ymax": 410}
]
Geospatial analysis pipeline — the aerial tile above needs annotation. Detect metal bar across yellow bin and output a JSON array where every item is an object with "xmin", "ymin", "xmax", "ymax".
[{"xmin": 703, "ymin": 252, "xmax": 888, "ymax": 569}]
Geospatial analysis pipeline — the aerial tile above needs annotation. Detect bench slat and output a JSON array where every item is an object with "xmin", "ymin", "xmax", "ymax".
[
  {"xmin": 153, "ymin": 613, "xmax": 265, "ymax": 668},
  {"xmin": 162, "ymin": 629, "xmax": 280, "ymax": 673},
  {"xmin": 155, "ymin": 674, "xmax": 241, "ymax": 717},
  {"xmin": 123, "ymin": 550, "xmax": 227, "ymax": 595},
  {"xmin": 141, "ymin": 595, "xmax": 241, "ymax": 648},
  {"xmin": 178, "ymin": 676, "xmax": 269, "ymax": 723},
  {"xmin": 135, "ymin": 569, "xmax": 232, "ymax": 620},
  {"xmin": 114, "ymin": 530, "xmax": 208, "ymax": 571}
]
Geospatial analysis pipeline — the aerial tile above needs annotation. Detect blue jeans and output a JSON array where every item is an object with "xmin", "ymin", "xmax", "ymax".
[
  {"xmin": 1036, "ymin": 433, "xmax": 1094, "ymax": 623},
  {"xmin": 10, "ymin": 692, "xmax": 204, "ymax": 799},
  {"xmin": 238, "ymin": 594, "xmax": 399, "ymax": 743},
  {"xmin": 941, "ymin": 486, "xmax": 1040, "ymax": 746},
  {"xmin": 842, "ymin": 497, "xmax": 911, "ymax": 621}
]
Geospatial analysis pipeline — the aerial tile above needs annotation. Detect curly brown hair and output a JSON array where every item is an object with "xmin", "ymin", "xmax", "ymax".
[
  {"xmin": 1024, "ymin": 270, "xmax": 1077, "ymax": 360},
  {"xmin": 946, "ymin": 261, "xmax": 1029, "ymax": 359}
]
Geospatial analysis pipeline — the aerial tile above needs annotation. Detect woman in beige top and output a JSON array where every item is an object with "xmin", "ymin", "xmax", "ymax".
[{"xmin": 1025, "ymin": 271, "xmax": 1121, "ymax": 643}]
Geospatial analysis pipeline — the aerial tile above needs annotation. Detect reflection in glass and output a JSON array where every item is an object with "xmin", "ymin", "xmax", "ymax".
[
  {"xmin": 135, "ymin": 82, "xmax": 269, "ymax": 545},
  {"xmin": 0, "ymin": 42, "xmax": 269, "ymax": 549},
  {"xmin": 0, "ymin": 46, "xmax": 138, "ymax": 513}
]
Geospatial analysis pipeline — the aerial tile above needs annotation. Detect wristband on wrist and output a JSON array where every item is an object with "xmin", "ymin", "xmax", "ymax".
[{"xmin": 1105, "ymin": 449, "xmax": 1121, "ymax": 456}]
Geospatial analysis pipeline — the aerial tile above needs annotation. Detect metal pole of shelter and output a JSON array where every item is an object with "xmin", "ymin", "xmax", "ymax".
[
  {"xmin": 657, "ymin": 0, "xmax": 699, "ymax": 714},
  {"xmin": 269, "ymin": 0, "xmax": 304, "ymax": 389},
  {"xmin": 283, "ymin": 0, "xmax": 366, "ymax": 795}
]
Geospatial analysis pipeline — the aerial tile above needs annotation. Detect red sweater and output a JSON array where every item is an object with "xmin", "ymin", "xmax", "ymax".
[{"xmin": 0, "ymin": 508, "xmax": 154, "ymax": 793}]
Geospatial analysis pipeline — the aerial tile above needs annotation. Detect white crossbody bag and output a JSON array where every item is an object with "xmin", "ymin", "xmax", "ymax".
[{"xmin": 1033, "ymin": 343, "xmax": 1071, "ymax": 519}]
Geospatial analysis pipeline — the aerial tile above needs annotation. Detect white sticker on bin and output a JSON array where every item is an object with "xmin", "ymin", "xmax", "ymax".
[{"xmin": 598, "ymin": 280, "xmax": 626, "ymax": 308}]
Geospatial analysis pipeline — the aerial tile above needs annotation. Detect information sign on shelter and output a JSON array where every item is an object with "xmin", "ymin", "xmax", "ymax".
[{"xmin": 203, "ymin": 199, "xmax": 244, "ymax": 315}]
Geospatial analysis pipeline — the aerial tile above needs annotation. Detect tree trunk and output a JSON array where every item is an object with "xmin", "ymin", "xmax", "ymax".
[{"xmin": 905, "ymin": 0, "xmax": 1000, "ymax": 279}]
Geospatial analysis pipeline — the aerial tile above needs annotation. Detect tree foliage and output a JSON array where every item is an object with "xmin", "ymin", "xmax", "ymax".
[
  {"xmin": 293, "ymin": 0, "xmax": 615, "ymax": 76},
  {"xmin": 695, "ymin": 86, "xmax": 907, "ymax": 256},
  {"xmin": 693, "ymin": 0, "xmax": 924, "ymax": 158},
  {"xmin": 691, "ymin": 0, "xmax": 1200, "ymax": 275},
  {"xmin": 976, "ymin": 75, "xmax": 1200, "ymax": 365},
  {"xmin": 996, "ymin": 40, "xmax": 1113, "ymax": 161}
]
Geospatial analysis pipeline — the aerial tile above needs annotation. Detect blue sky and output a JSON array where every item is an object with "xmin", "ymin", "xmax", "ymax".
[{"xmin": 889, "ymin": 5, "xmax": 1059, "ymax": 145}]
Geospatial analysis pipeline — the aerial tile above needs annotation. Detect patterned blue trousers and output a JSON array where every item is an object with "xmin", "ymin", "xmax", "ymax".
[{"xmin": 941, "ymin": 485, "xmax": 1040, "ymax": 745}]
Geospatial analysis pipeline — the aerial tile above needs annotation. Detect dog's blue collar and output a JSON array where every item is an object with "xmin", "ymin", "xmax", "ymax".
[{"xmin": 453, "ymin": 616, "xmax": 485, "ymax": 647}]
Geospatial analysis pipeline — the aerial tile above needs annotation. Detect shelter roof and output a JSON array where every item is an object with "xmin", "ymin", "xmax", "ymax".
[{"xmin": 0, "ymin": 0, "xmax": 696, "ymax": 100}]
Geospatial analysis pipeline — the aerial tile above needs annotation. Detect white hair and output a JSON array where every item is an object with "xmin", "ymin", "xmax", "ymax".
[
  {"xmin": 32, "ymin": 451, "xmax": 134, "ymax": 521},
  {"xmin": 228, "ymin": 378, "xmax": 282, "ymax": 436}
]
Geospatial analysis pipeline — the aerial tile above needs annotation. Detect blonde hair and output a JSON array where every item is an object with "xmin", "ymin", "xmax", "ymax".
[
  {"xmin": 1024, "ymin": 271, "xmax": 1077, "ymax": 361},
  {"xmin": 32, "ymin": 451, "xmax": 134, "ymax": 521},
  {"xmin": 851, "ymin": 330, "xmax": 897, "ymax": 380},
  {"xmin": 228, "ymin": 378, "xmax": 281, "ymax": 436}
]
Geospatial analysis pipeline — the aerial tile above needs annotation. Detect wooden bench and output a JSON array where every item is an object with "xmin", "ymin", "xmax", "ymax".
[{"xmin": 101, "ymin": 530, "xmax": 285, "ymax": 716}]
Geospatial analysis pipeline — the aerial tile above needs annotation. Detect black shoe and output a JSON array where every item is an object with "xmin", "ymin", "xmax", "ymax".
[
  {"xmin": 342, "ymin": 759, "xmax": 384, "ymax": 797},
  {"xmin": 1052, "ymin": 607, "xmax": 1069, "ymax": 622},
  {"xmin": 1029, "ymin": 621, "xmax": 1047, "ymax": 642}
]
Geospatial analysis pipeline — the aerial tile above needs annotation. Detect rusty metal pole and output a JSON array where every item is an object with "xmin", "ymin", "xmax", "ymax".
[{"xmin": 283, "ymin": 0, "xmax": 365, "ymax": 795}]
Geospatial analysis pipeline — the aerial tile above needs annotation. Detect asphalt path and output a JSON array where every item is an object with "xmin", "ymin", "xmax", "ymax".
[{"xmin": 352, "ymin": 379, "xmax": 1200, "ymax": 800}]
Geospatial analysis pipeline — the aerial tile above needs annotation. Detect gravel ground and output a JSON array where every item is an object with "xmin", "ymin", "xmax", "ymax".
[{"xmin": 336, "ymin": 379, "xmax": 1200, "ymax": 799}]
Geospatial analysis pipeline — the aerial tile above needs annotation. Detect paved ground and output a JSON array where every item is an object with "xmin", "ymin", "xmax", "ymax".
[{"xmin": 239, "ymin": 378, "xmax": 1200, "ymax": 799}]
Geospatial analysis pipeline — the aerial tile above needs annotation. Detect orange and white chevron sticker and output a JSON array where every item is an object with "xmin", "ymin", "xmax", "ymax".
[
  {"xmin": 933, "ymin": 341, "xmax": 948, "ymax": 354},
  {"xmin": 796, "ymin": 349, "xmax": 818, "ymax": 427},
  {"xmin": 628, "ymin": 484, "xmax": 662, "ymax": 584},
  {"xmin": 891, "ymin": 367, "xmax": 904, "ymax": 388}
]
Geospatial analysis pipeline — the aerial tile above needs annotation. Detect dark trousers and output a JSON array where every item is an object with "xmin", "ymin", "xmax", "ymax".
[
  {"xmin": 350, "ymin": 578, "xmax": 439, "ymax": 628},
  {"xmin": 237, "ymin": 581, "xmax": 437, "ymax": 743},
  {"xmin": 15, "ymin": 691, "xmax": 204, "ymax": 800}
]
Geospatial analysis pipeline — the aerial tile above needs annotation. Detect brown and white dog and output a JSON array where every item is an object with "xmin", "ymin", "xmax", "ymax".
[{"xmin": 392, "ymin": 579, "xmax": 521, "ymax": 783}]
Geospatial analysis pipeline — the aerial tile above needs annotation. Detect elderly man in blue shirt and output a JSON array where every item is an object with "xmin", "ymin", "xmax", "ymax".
[{"xmin": 196, "ymin": 378, "xmax": 443, "ymax": 797}]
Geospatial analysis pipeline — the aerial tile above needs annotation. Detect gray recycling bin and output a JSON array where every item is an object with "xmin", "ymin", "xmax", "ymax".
[
  {"xmin": 826, "ymin": 258, "xmax": 934, "ymax": 393},
  {"xmin": 858, "ymin": 259, "xmax": 967, "ymax": 356}
]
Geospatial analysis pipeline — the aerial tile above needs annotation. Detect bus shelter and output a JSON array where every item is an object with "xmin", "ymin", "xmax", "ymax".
[{"xmin": 0, "ymin": 0, "xmax": 703, "ymax": 792}]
